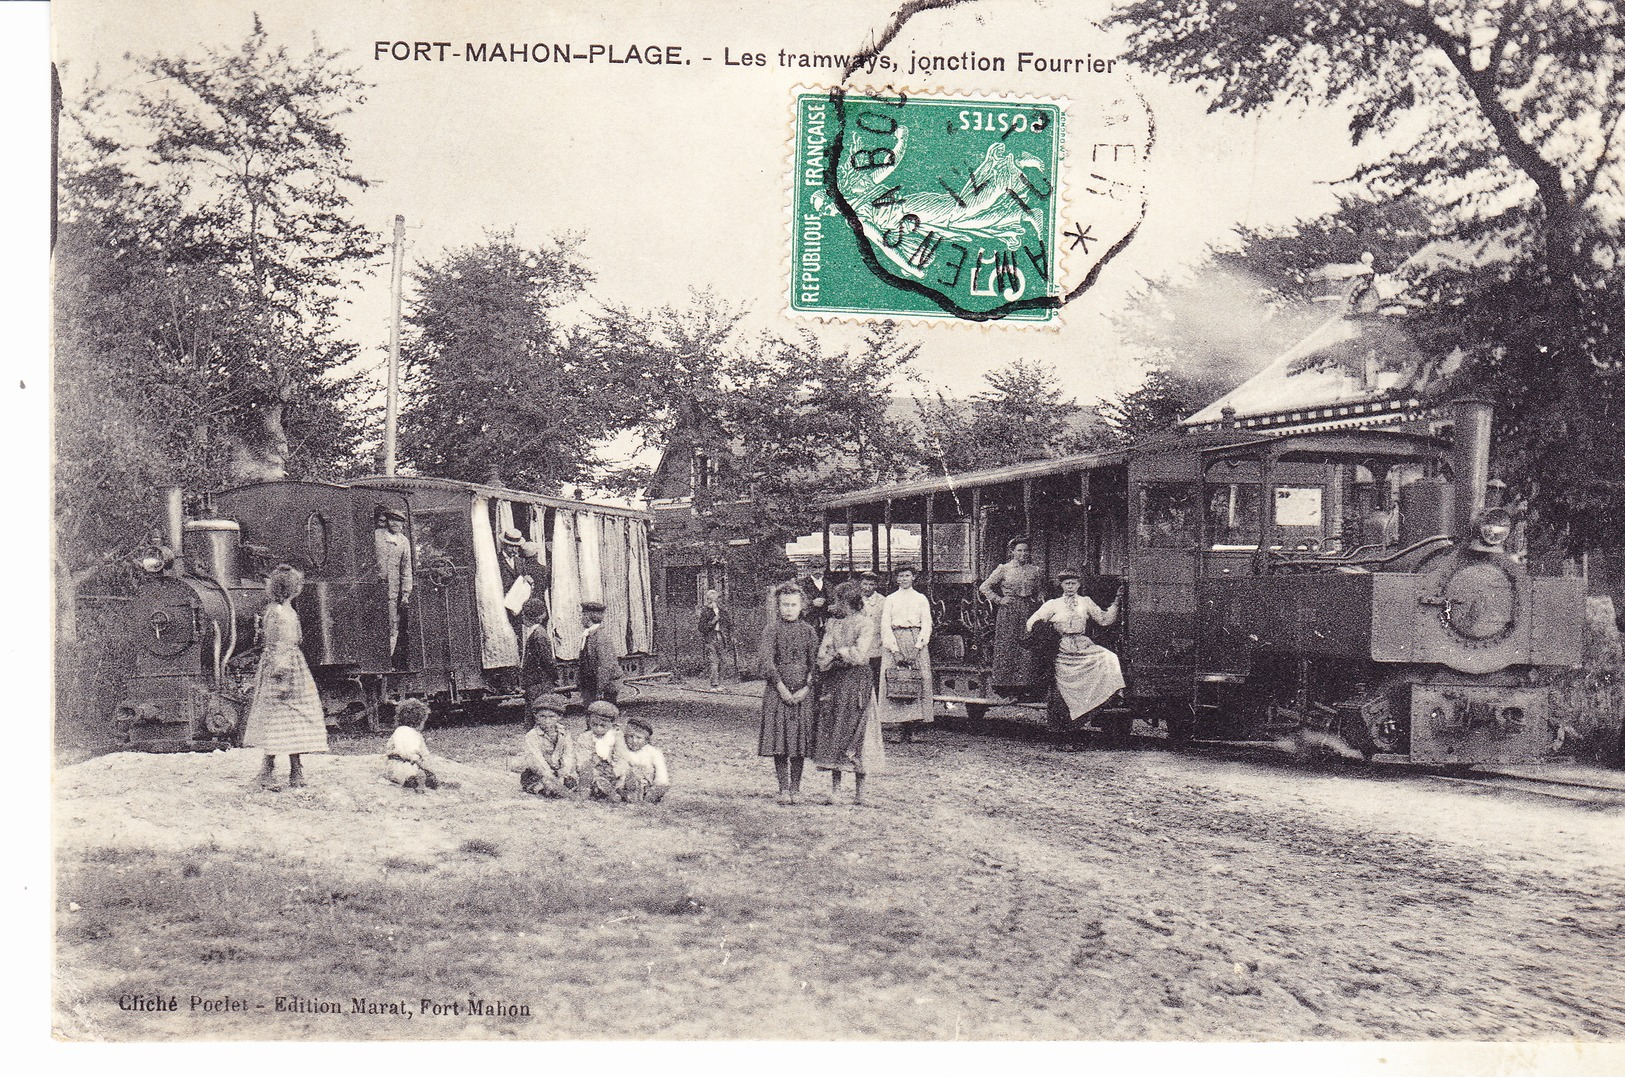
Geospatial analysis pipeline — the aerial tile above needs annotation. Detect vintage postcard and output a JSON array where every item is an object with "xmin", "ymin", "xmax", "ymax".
[{"xmin": 45, "ymin": 0, "xmax": 1625, "ymax": 1063}]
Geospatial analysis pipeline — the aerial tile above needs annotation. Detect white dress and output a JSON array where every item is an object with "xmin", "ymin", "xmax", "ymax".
[
  {"xmin": 1027, "ymin": 595, "xmax": 1124, "ymax": 719},
  {"xmin": 242, "ymin": 603, "xmax": 329, "ymax": 755}
]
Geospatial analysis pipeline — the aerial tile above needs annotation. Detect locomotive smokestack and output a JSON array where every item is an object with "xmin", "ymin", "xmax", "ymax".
[
  {"xmin": 164, "ymin": 487, "xmax": 186, "ymax": 573},
  {"xmin": 1450, "ymin": 398, "xmax": 1493, "ymax": 539}
]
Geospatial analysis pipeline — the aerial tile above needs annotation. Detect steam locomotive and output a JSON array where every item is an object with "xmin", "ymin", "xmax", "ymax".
[
  {"xmin": 820, "ymin": 399, "xmax": 1586, "ymax": 764},
  {"xmin": 114, "ymin": 475, "xmax": 657, "ymax": 745}
]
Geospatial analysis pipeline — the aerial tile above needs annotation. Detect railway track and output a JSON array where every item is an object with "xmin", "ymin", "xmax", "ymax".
[
  {"xmin": 1415, "ymin": 768, "xmax": 1625, "ymax": 808},
  {"xmin": 934, "ymin": 707, "xmax": 1625, "ymax": 808}
]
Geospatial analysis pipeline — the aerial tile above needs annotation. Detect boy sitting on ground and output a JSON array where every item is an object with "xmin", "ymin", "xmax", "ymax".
[
  {"xmin": 618, "ymin": 717, "xmax": 670, "ymax": 804},
  {"xmin": 574, "ymin": 700, "xmax": 627, "ymax": 800},
  {"xmin": 514, "ymin": 693, "xmax": 578, "ymax": 798},
  {"xmin": 383, "ymin": 698, "xmax": 456, "ymax": 793}
]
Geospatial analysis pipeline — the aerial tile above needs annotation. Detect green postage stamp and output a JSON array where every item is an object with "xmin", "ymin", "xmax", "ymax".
[{"xmin": 791, "ymin": 90, "xmax": 1066, "ymax": 323}]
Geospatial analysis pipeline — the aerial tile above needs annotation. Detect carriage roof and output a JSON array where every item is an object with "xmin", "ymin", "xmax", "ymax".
[
  {"xmin": 820, "ymin": 426, "xmax": 1449, "ymax": 511},
  {"xmin": 352, "ymin": 475, "xmax": 651, "ymax": 521}
]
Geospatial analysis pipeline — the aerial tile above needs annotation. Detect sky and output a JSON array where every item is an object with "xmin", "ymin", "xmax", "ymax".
[{"xmin": 51, "ymin": 0, "xmax": 1380, "ymax": 448}]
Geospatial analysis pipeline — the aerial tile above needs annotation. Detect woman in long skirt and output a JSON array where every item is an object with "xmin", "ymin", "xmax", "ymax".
[
  {"xmin": 1026, "ymin": 568, "xmax": 1124, "ymax": 748},
  {"xmin": 813, "ymin": 581, "xmax": 886, "ymax": 804},
  {"xmin": 878, "ymin": 565, "xmax": 934, "ymax": 740},
  {"xmin": 978, "ymin": 537, "xmax": 1046, "ymax": 699},
  {"xmin": 243, "ymin": 564, "xmax": 329, "ymax": 790},
  {"xmin": 758, "ymin": 583, "xmax": 820, "ymax": 804}
]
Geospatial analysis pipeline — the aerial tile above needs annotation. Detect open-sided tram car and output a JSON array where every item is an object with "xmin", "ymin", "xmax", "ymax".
[
  {"xmin": 116, "ymin": 476, "xmax": 657, "ymax": 744},
  {"xmin": 820, "ymin": 400, "xmax": 1584, "ymax": 764}
]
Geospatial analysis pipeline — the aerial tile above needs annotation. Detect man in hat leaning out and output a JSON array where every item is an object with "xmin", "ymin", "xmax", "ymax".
[{"xmin": 500, "ymin": 527, "xmax": 555, "ymax": 691}]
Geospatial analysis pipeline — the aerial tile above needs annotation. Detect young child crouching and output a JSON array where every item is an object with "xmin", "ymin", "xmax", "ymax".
[
  {"xmin": 514, "ymin": 693, "xmax": 578, "ymax": 797},
  {"xmin": 619, "ymin": 717, "xmax": 670, "ymax": 804},
  {"xmin": 574, "ymin": 700, "xmax": 627, "ymax": 800},
  {"xmin": 383, "ymin": 698, "xmax": 455, "ymax": 792}
]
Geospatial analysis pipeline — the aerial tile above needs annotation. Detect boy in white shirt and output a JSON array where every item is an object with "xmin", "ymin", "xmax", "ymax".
[
  {"xmin": 618, "ymin": 717, "xmax": 670, "ymax": 804},
  {"xmin": 382, "ymin": 698, "xmax": 455, "ymax": 792}
]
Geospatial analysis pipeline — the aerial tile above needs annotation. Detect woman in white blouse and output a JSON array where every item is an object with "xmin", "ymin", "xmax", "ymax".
[
  {"xmin": 878, "ymin": 565, "xmax": 933, "ymax": 740},
  {"xmin": 1026, "ymin": 568, "xmax": 1124, "ymax": 727}
]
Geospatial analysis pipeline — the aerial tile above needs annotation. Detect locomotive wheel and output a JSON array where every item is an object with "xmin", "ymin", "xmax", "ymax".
[
  {"xmin": 204, "ymin": 709, "xmax": 238, "ymax": 738},
  {"xmin": 1099, "ymin": 713, "xmax": 1133, "ymax": 740},
  {"xmin": 1149, "ymin": 701, "xmax": 1194, "ymax": 741}
]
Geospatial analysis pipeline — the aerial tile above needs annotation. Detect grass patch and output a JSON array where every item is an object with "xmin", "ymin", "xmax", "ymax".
[{"xmin": 459, "ymin": 838, "xmax": 503, "ymax": 858}]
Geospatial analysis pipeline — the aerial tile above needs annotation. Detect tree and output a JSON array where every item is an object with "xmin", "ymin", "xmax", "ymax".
[
  {"xmin": 919, "ymin": 358, "xmax": 1099, "ymax": 474},
  {"xmin": 593, "ymin": 294, "xmax": 924, "ymax": 554},
  {"xmin": 54, "ymin": 22, "xmax": 377, "ymax": 627},
  {"xmin": 787, "ymin": 321, "xmax": 925, "ymax": 493},
  {"xmin": 122, "ymin": 18, "xmax": 379, "ymax": 475},
  {"xmin": 398, "ymin": 231, "xmax": 606, "ymax": 489},
  {"xmin": 1098, "ymin": 368, "xmax": 1218, "ymax": 446},
  {"xmin": 1110, "ymin": 0, "xmax": 1624, "ymax": 550}
]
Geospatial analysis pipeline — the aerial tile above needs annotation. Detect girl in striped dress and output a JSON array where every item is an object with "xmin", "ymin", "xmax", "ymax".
[{"xmin": 244, "ymin": 565, "xmax": 329, "ymax": 790}]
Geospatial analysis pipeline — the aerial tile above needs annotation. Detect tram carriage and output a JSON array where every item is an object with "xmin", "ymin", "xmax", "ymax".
[
  {"xmin": 820, "ymin": 399, "xmax": 1586, "ymax": 764},
  {"xmin": 116, "ymin": 475, "xmax": 657, "ymax": 745}
]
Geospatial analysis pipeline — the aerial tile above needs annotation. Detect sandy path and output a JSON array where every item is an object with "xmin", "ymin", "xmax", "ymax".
[{"xmin": 53, "ymin": 685, "xmax": 1625, "ymax": 1040}]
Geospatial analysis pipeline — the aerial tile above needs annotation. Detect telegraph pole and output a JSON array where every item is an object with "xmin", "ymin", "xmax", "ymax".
[{"xmin": 383, "ymin": 213, "xmax": 406, "ymax": 476}]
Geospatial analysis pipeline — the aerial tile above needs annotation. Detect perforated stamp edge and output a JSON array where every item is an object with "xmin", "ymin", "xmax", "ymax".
[{"xmin": 782, "ymin": 84, "xmax": 1076, "ymax": 330}]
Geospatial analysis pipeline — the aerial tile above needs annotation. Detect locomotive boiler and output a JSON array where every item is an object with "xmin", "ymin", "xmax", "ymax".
[
  {"xmin": 820, "ymin": 399, "xmax": 1587, "ymax": 764},
  {"xmin": 114, "ymin": 476, "xmax": 658, "ymax": 745}
]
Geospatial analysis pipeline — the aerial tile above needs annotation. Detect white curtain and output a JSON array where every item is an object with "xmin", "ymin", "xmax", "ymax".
[
  {"xmin": 577, "ymin": 512, "xmax": 604, "ymax": 606},
  {"xmin": 470, "ymin": 496, "xmax": 519, "ymax": 669},
  {"xmin": 626, "ymin": 520, "xmax": 655, "ymax": 654},
  {"xmin": 550, "ymin": 510, "xmax": 583, "ymax": 660},
  {"xmin": 598, "ymin": 516, "xmax": 631, "ymax": 658}
]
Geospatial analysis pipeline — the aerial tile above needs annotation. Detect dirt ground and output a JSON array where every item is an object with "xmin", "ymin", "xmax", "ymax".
[{"xmin": 52, "ymin": 682, "xmax": 1625, "ymax": 1041}]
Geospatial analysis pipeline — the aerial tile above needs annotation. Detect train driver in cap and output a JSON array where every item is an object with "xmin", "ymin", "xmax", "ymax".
[{"xmin": 374, "ymin": 507, "xmax": 413, "ymax": 662}]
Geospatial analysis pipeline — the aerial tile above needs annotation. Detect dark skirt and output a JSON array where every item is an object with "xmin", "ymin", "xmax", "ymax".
[
  {"xmin": 759, "ymin": 687, "xmax": 813, "ymax": 757},
  {"xmin": 991, "ymin": 594, "xmax": 1042, "ymax": 689},
  {"xmin": 812, "ymin": 663, "xmax": 871, "ymax": 770}
]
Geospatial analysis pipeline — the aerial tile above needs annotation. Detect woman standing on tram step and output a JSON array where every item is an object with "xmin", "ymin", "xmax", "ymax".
[
  {"xmin": 243, "ymin": 564, "xmax": 329, "ymax": 790},
  {"xmin": 1025, "ymin": 568, "xmax": 1124, "ymax": 752},
  {"xmin": 878, "ymin": 565, "xmax": 933, "ymax": 742},
  {"xmin": 978, "ymin": 537, "xmax": 1046, "ymax": 701}
]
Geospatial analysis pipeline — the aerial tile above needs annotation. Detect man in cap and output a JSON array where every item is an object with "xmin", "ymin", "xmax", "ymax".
[
  {"xmin": 575, "ymin": 600, "xmax": 624, "ymax": 706},
  {"xmin": 374, "ymin": 507, "xmax": 413, "ymax": 664},
  {"xmin": 799, "ymin": 560, "xmax": 832, "ymax": 635}
]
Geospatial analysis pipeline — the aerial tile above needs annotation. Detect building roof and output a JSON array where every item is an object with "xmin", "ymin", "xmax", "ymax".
[{"xmin": 1182, "ymin": 281, "xmax": 1461, "ymax": 433}]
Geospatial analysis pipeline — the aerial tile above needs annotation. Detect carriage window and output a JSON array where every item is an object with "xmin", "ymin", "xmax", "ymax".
[
  {"xmin": 1205, "ymin": 484, "xmax": 1261, "ymax": 548},
  {"xmin": 303, "ymin": 512, "xmax": 330, "ymax": 570},
  {"xmin": 930, "ymin": 523, "xmax": 972, "ymax": 576},
  {"xmin": 1138, "ymin": 483, "xmax": 1197, "ymax": 549},
  {"xmin": 1273, "ymin": 486, "xmax": 1324, "ymax": 528}
]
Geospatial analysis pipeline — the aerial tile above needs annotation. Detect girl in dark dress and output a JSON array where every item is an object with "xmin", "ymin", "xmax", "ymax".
[{"xmin": 758, "ymin": 582, "xmax": 819, "ymax": 805}]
